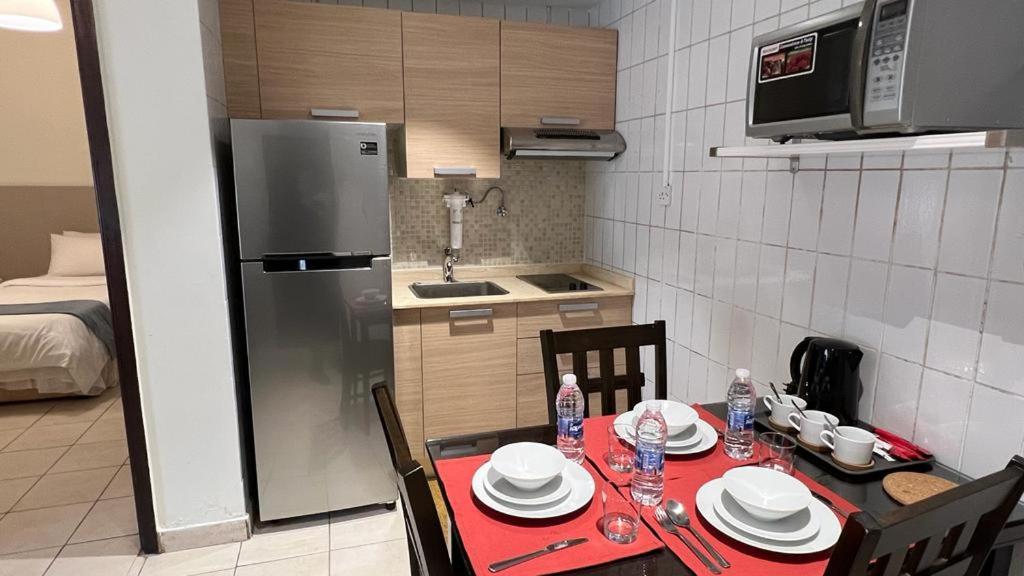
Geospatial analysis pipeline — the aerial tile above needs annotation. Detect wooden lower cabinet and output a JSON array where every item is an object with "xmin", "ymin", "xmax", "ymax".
[
  {"xmin": 421, "ymin": 304, "xmax": 517, "ymax": 440},
  {"xmin": 392, "ymin": 309, "xmax": 424, "ymax": 464},
  {"xmin": 515, "ymin": 358, "xmax": 629, "ymax": 427}
]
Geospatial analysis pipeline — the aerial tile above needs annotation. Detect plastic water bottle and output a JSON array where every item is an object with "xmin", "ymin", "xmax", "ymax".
[
  {"xmin": 725, "ymin": 368, "xmax": 756, "ymax": 460},
  {"xmin": 555, "ymin": 374, "xmax": 585, "ymax": 463},
  {"xmin": 630, "ymin": 403, "xmax": 668, "ymax": 505}
]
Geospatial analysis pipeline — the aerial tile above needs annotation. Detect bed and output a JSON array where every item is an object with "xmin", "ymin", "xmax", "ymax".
[{"xmin": 0, "ymin": 241, "xmax": 118, "ymax": 399}]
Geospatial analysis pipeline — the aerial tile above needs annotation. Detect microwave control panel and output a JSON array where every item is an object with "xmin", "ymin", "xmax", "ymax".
[{"xmin": 864, "ymin": 0, "xmax": 908, "ymax": 115}]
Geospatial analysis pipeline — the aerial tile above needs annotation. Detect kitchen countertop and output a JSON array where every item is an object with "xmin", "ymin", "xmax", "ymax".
[{"xmin": 391, "ymin": 263, "xmax": 634, "ymax": 310}]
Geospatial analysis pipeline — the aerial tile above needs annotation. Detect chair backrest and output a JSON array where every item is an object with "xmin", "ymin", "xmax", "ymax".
[
  {"xmin": 372, "ymin": 383, "xmax": 453, "ymax": 576},
  {"xmin": 824, "ymin": 456, "xmax": 1024, "ymax": 576},
  {"xmin": 539, "ymin": 320, "xmax": 667, "ymax": 423}
]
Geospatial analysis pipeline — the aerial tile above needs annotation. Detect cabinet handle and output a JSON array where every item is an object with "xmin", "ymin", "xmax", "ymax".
[
  {"xmin": 434, "ymin": 167, "xmax": 477, "ymax": 177},
  {"xmin": 559, "ymin": 302, "xmax": 599, "ymax": 312},
  {"xmin": 449, "ymin": 308, "xmax": 493, "ymax": 319},
  {"xmin": 540, "ymin": 116, "xmax": 581, "ymax": 126},
  {"xmin": 310, "ymin": 108, "xmax": 360, "ymax": 119}
]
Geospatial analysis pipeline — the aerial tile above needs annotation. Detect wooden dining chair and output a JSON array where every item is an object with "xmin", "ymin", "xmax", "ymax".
[
  {"xmin": 824, "ymin": 455, "xmax": 1024, "ymax": 576},
  {"xmin": 539, "ymin": 320, "xmax": 667, "ymax": 422},
  {"xmin": 371, "ymin": 383, "xmax": 454, "ymax": 576}
]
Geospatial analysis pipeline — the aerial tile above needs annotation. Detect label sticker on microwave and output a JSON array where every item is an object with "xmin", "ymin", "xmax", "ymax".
[{"xmin": 758, "ymin": 32, "xmax": 817, "ymax": 83}]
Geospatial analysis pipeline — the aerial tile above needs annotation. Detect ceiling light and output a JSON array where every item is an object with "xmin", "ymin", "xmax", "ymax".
[{"xmin": 0, "ymin": 0, "xmax": 63, "ymax": 32}]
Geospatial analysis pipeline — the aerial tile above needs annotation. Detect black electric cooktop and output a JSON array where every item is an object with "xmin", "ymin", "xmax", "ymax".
[{"xmin": 516, "ymin": 273, "xmax": 604, "ymax": 294}]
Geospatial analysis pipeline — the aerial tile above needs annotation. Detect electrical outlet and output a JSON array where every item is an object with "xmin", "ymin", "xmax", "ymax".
[{"xmin": 656, "ymin": 183, "xmax": 672, "ymax": 206}]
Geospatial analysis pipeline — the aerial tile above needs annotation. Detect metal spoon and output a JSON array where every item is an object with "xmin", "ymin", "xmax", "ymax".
[
  {"xmin": 769, "ymin": 381, "xmax": 784, "ymax": 402},
  {"xmin": 654, "ymin": 505, "xmax": 721, "ymax": 574},
  {"xmin": 666, "ymin": 499, "xmax": 730, "ymax": 569}
]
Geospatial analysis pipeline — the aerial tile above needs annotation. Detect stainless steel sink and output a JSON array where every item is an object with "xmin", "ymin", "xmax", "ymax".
[{"xmin": 409, "ymin": 281, "xmax": 509, "ymax": 299}]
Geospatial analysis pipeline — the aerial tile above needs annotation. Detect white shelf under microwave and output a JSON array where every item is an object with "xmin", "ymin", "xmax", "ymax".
[{"xmin": 709, "ymin": 130, "xmax": 1024, "ymax": 171}]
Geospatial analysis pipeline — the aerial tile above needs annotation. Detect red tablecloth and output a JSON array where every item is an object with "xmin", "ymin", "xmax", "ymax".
[
  {"xmin": 584, "ymin": 404, "xmax": 757, "ymax": 484},
  {"xmin": 586, "ymin": 403, "xmax": 860, "ymax": 576},
  {"xmin": 433, "ymin": 454, "xmax": 664, "ymax": 576}
]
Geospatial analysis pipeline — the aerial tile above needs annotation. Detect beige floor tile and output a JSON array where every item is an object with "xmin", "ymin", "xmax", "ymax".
[
  {"xmin": 76, "ymin": 419, "xmax": 126, "ymax": 445},
  {"xmin": 328, "ymin": 540, "xmax": 409, "ymax": 576},
  {"xmin": 0, "ymin": 546, "xmax": 60, "ymax": 576},
  {"xmin": 44, "ymin": 534, "xmax": 140, "ymax": 576},
  {"xmin": 0, "ymin": 430, "xmax": 21, "ymax": 451},
  {"xmin": 98, "ymin": 400, "xmax": 124, "ymax": 422},
  {"xmin": 0, "ymin": 503, "xmax": 91, "ymax": 555},
  {"xmin": 49, "ymin": 441, "xmax": 127, "ymax": 474},
  {"xmin": 193, "ymin": 571, "xmax": 233, "ymax": 576},
  {"xmin": 126, "ymin": 555, "xmax": 145, "ymax": 576},
  {"xmin": 13, "ymin": 468, "xmax": 119, "ymax": 512},
  {"xmin": 68, "ymin": 496, "xmax": 137, "ymax": 544},
  {"xmin": 138, "ymin": 543, "xmax": 240, "ymax": 576},
  {"xmin": 100, "ymin": 465, "xmax": 133, "ymax": 500},
  {"xmin": 0, "ymin": 404, "xmax": 53, "ymax": 432},
  {"xmin": 0, "ymin": 478, "xmax": 37, "ymax": 514},
  {"xmin": 238, "ymin": 515, "xmax": 328, "ymax": 567},
  {"xmin": 328, "ymin": 507, "xmax": 404, "ymax": 551},
  {"xmin": 34, "ymin": 398, "xmax": 112, "ymax": 428},
  {"xmin": 3, "ymin": 424, "xmax": 90, "ymax": 453},
  {"xmin": 0, "ymin": 449, "xmax": 66, "ymax": 481},
  {"xmin": 236, "ymin": 552, "xmax": 327, "ymax": 576}
]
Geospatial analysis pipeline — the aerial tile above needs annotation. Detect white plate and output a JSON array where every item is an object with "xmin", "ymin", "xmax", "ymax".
[
  {"xmin": 665, "ymin": 419, "xmax": 719, "ymax": 455},
  {"xmin": 712, "ymin": 485, "xmax": 820, "ymax": 542},
  {"xmin": 696, "ymin": 479, "xmax": 841, "ymax": 554},
  {"xmin": 472, "ymin": 460, "xmax": 595, "ymax": 519},
  {"xmin": 614, "ymin": 412, "xmax": 704, "ymax": 448},
  {"xmin": 482, "ymin": 462, "xmax": 571, "ymax": 507}
]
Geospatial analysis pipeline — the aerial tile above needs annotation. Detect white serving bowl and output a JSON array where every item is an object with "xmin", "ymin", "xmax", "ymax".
[
  {"xmin": 489, "ymin": 442, "xmax": 566, "ymax": 491},
  {"xmin": 631, "ymin": 400, "xmax": 699, "ymax": 436},
  {"xmin": 722, "ymin": 466, "xmax": 811, "ymax": 522}
]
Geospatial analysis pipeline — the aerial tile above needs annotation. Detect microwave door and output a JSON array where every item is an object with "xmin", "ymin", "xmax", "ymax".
[{"xmin": 232, "ymin": 120, "xmax": 390, "ymax": 260}]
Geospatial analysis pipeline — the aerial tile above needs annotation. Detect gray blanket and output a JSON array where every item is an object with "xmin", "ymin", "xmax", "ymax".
[{"xmin": 0, "ymin": 300, "xmax": 115, "ymax": 355}]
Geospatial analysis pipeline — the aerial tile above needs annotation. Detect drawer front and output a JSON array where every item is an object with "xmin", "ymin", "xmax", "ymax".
[
  {"xmin": 421, "ymin": 304, "xmax": 517, "ymax": 439},
  {"xmin": 516, "ymin": 296, "xmax": 632, "ymax": 339},
  {"xmin": 516, "ymin": 373, "xmax": 628, "ymax": 427},
  {"xmin": 516, "ymin": 337, "xmax": 626, "ymax": 375}
]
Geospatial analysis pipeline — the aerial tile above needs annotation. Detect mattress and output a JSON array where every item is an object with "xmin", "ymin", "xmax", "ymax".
[{"xmin": 0, "ymin": 275, "xmax": 114, "ymax": 395}]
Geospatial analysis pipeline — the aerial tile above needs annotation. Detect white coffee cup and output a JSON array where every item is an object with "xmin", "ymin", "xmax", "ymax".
[
  {"xmin": 820, "ymin": 426, "xmax": 876, "ymax": 466},
  {"xmin": 787, "ymin": 410, "xmax": 839, "ymax": 448},
  {"xmin": 763, "ymin": 395, "xmax": 807, "ymax": 428}
]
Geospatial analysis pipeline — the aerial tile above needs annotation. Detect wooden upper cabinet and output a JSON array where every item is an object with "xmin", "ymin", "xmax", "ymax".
[
  {"xmin": 500, "ymin": 22, "xmax": 618, "ymax": 130},
  {"xmin": 402, "ymin": 13, "xmax": 500, "ymax": 179},
  {"xmin": 220, "ymin": 0, "xmax": 261, "ymax": 119},
  {"xmin": 253, "ymin": 0, "xmax": 404, "ymax": 122}
]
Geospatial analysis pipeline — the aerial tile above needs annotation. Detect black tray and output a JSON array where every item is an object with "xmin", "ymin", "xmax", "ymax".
[{"xmin": 753, "ymin": 410, "xmax": 934, "ymax": 481}]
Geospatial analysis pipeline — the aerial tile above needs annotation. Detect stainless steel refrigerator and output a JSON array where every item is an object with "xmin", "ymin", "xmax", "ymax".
[{"xmin": 230, "ymin": 119, "xmax": 397, "ymax": 522}]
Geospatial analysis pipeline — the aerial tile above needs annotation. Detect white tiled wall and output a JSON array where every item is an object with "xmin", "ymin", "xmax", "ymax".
[{"xmin": 584, "ymin": 0, "xmax": 1024, "ymax": 479}]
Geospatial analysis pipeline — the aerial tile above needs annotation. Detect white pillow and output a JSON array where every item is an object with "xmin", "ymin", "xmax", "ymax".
[
  {"xmin": 63, "ymin": 231, "xmax": 101, "ymax": 239},
  {"xmin": 48, "ymin": 234, "xmax": 106, "ymax": 277}
]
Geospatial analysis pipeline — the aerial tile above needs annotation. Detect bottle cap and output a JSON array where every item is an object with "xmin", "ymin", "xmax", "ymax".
[
  {"xmin": 735, "ymin": 368, "xmax": 751, "ymax": 379},
  {"xmin": 562, "ymin": 373, "xmax": 577, "ymax": 386}
]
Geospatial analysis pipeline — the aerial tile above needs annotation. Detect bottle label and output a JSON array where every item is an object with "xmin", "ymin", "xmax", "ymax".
[
  {"xmin": 727, "ymin": 409, "xmax": 754, "ymax": 431},
  {"xmin": 634, "ymin": 444, "xmax": 665, "ymax": 474},
  {"xmin": 557, "ymin": 416, "xmax": 584, "ymax": 440}
]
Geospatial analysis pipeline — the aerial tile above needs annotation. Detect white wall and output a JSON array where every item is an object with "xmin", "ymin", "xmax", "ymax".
[
  {"xmin": 586, "ymin": 0, "xmax": 1024, "ymax": 481},
  {"xmin": 94, "ymin": 0, "xmax": 246, "ymax": 536}
]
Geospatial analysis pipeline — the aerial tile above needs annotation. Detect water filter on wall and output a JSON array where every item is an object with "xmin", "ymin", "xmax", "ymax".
[{"xmin": 442, "ymin": 192, "xmax": 469, "ymax": 251}]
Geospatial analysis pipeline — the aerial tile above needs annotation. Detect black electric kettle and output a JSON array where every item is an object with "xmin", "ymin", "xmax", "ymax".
[{"xmin": 786, "ymin": 337, "xmax": 863, "ymax": 425}]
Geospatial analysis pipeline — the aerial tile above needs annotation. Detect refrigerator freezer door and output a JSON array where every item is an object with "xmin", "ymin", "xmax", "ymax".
[
  {"xmin": 241, "ymin": 257, "xmax": 397, "ymax": 521},
  {"xmin": 232, "ymin": 120, "xmax": 390, "ymax": 260}
]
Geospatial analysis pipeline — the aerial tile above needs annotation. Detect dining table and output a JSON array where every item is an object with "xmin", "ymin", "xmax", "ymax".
[{"xmin": 426, "ymin": 402, "xmax": 1024, "ymax": 576}]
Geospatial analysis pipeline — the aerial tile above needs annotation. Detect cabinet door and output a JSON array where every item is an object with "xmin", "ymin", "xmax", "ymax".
[
  {"xmin": 393, "ymin": 309, "xmax": 424, "ymax": 464},
  {"xmin": 402, "ymin": 13, "xmax": 500, "ymax": 179},
  {"xmin": 501, "ymin": 22, "xmax": 617, "ymax": 130},
  {"xmin": 220, "ymin": 0, "xmax": 261, "ymax": 119},
  {"xmin": 422, "ymin": 305, "xmax": 516, "ymax": 439},
  {"xmin": 253, "ymin": 0, "xmax": 404, "ymax": 122}
]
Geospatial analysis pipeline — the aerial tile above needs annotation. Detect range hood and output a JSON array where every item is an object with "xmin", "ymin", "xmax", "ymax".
[{"xmin": 503, "ymin": 127, "xmax": 626, "ymax": 161}]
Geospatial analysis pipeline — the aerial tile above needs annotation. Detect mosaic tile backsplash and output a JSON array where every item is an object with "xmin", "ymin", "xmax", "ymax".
[{"xmin": 390, "ymin": 159, "xmax": 585, "ymax": 268}]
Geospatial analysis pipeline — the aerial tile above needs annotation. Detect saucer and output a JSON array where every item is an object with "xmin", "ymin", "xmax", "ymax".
[{"xmin": 830, "ymin": 454, "xmax": 875, "ymax": 471}]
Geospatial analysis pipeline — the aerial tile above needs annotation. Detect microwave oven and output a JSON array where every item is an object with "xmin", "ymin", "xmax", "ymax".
[{"xmin": 747, "ymin": 0, "xmax": 1024, "ymax": 142}]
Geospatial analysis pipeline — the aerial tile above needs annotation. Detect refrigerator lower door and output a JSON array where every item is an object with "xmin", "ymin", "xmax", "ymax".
[{"xmin": 241, "ymin": 257, "xmax": 397, "ymax": 521}]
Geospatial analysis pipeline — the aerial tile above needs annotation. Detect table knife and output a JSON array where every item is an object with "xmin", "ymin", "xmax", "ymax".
[{"xmin": 488, "ymin": 537, "xmax": 588, "ymax": 573}]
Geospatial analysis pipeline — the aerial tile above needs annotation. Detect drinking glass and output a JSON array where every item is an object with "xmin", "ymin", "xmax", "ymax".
[
  {"xmin": 758, "ymin": 431, "xmax": 797, "ymax": 475},
  {"xmin": 605, "ymin": 424, "xmax": 634, "ymax": 474},
  {"xmin": 601, "ymin": 482, "xmax": 639, "ymax": 544}
]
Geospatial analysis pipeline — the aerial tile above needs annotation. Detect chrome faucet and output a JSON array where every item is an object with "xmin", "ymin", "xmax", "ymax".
[{"xmin": 443, "ymin": 247, "xmax": 459, "ymax": 283}]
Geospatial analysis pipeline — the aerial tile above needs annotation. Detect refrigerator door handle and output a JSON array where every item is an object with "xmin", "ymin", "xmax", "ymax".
[{"xmin": 261, "ymin": 254, "xmax": 379, "ymax": 273}]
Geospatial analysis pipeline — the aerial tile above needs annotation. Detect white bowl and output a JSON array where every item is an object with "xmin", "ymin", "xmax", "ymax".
[
  {"xmin": 489, "ymin": 443, "xmax": 566, "ymax": 491},
  {"xmin": 722, "ymin": 467, "xmax": 811, "ymax": 522},
  {"xmin": 631, "ymin": 400, "xmax": 699, "ymax": 436}
]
